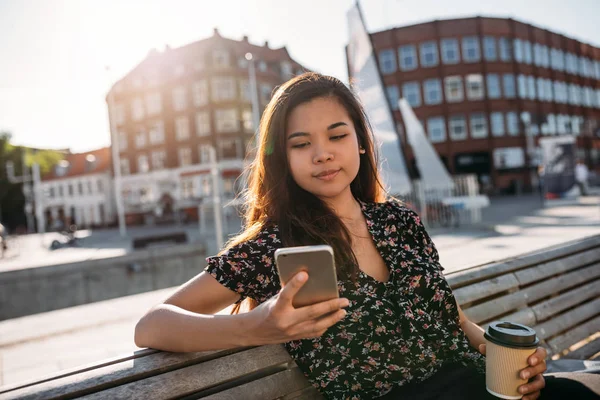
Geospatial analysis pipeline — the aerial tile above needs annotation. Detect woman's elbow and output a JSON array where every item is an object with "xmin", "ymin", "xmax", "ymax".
[{"xmin": 134, "ymin": 312, "xmax": 156, "ymax": 349}]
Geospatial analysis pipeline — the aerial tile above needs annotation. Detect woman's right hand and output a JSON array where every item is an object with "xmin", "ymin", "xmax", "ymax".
[{"xmin": 245, "ymin": 271, "xmax": 349, "ymax": 344}]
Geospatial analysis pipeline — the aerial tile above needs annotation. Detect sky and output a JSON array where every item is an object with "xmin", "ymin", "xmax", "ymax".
[{"xmin": 1, "ymin": 0, "xmax": 599, "ymax": 153}]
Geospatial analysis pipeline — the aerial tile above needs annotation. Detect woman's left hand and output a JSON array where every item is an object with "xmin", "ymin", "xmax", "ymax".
[{"xmin": 479, "ymin": 344, "xmax": 547, "ymax": 400}]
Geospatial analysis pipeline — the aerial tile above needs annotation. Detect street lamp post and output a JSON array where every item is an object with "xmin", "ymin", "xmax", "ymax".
[
  {"xmin": 521, "ymin": 112, "xmax": 537, "ymax": 194},
  {"xmin": 245, "ymin": 53, "xmax": 261, "ymax": 138},
  {"xmin": 6, "ymin": 160, "xmax": 44, "ymax": 235}
]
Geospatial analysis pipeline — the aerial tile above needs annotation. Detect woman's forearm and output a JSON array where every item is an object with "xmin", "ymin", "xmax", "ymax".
[
  {"xmin": 134, "ymin": 304, "xmax": 256, "ymax": 352},
  {"xmin": 461, "ymin": 319, "xmax": 486, "ymax": 350}
]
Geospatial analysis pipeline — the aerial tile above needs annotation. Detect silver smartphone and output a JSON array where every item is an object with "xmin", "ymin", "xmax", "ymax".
[{"xmin": 274, "ymin": 245, "xmax": 339, "ymax": 308}]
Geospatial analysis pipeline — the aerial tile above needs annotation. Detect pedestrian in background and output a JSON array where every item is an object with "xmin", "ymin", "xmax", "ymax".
[{"xmin": 575, "ymin": 159, "xmax": 589, "ymax": 196}]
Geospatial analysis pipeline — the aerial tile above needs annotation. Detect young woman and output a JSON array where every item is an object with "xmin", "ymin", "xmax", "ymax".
[{"xmin": 135, "ymin": 73, "xmax": 597, "ymax": 400}]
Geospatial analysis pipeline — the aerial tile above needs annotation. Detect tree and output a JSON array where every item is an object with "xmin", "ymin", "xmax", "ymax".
[{"xmin": 0, "ymin": 132, "xmax": 26, "ymax": 231}]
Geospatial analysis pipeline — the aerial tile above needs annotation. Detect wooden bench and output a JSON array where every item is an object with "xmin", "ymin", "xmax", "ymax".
[{"xmin": 2, "ymin": 234, "xmax": 599, "ymax": 400}]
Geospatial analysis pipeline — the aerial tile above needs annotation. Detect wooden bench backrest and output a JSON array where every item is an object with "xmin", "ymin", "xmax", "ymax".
[{"xmin": 3, "ymin": 235, "xmax": 599, "ymax": 400}]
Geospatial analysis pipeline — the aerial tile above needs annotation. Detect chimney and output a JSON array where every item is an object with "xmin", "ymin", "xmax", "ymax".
[
  {"xmin": 264, "ymin": 40, "xmax": 269, "ymax": 48},
  {"xmin": 242, "ymin": 35, "xmax": 249, "ymax": 43},
  {"xmin": 213, "ymin": 27, "xmax": 220, "ymax": 37}
]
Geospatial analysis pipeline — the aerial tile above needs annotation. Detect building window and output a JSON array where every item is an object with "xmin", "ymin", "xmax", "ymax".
[
  {"xmin": 199, "ymin": 144, "xmax": 212, "ymax": 164},
  {"xmin": 196, "ymin": 112, "xmax": 211, "ymax": 136},
  {"xmin": 540, "ymin": 45, "xmax": 550, "ymax": 68},
  {"xmin": 242, "ymin": 109, "xmax": 254, "ymax": 132},
  {"xmin": 137, "ymin": 155, "xmax": 149, "ymax": 173},
  {"xmin": 419, "ymin": 41, "xmax": 438, "ymax": 67},
  {"xmin": 518, "ymin": 75, "xmax": 528, "ymax": 99},
  {"xmin": 595, "ymin": 61, "xmax": 600, "ymax": 80},
  {"xmin": 149, "ymin": 121, "xmax": 165, "ymax": 144},
  {"xmin": 569, "ymin": 84, "xmax": 580, "ymax": 105},
  {"xmin": 280, "ymin": 61, "xmax": 293, "ymax": 78},
  {"xmin": 427, "ymin": 117, "xmax": 446, "ymax": 143},
  {"xmin": 506, "ymin": 112, "xmax": 519, "ymax": 136},
  {"xmin": 192, "ymin": 80, "xmax": 209, "ymax": 106},
  {"xmin": 151, "ymin": 151, "xmax": 166, "ymax": 170},
  {"xmin": 483, "ymin": 37, "xmax": 497, "ymax": 61},
  {"xmin": 486, "ymin": 74, "xmax": 501, "ymax": 99},
  {"xmin": 537, "ymin": 78, "xmax": 546, "ymax": 101},
  {"xmin": 131, "ymin": 98, "xmax": 144, "ymax": 121},
  {"xmin": 440, "ymin": 38, "xmax": 460, "ymax": 64},
  {"xmin": 212, "ymin": 77, "xmax": 236, "ymax": 102},
  {"xmin": 470, "ymin": 113, "xmax": 488, "ymax": 138},
  {"xmin": 175, "ymin": 116, "xmax": 190, "ymax": 141},
  {"xmin": 513, "ymin": 39, "xmax": 523, "ymax": 62},
  {"xmin": 491, "ymin": 112, "xmax": 505, "ymax": 137},
  {"xmin": 200, "ymin": 175, "xmax": 212, "ymax": 196},
  {"xmin": 402, "ymin": 82, "xmax": 421, "ymax": 107},
  {"xmin": 423, "ymin": 79, "xmax": 442, "ymax": 105},
  {"xmin": 258, "ymin": 61, "xmax": 268, "ymax": 72},
  {"xmin": 523, "ymin": 41, "xmax": 532, "ymax": 64},
  {"xmin": 444, "ymin": 76, "xmax": 464, "ymax": 102},
  {"xmin": 213, "ymin": 49, "xmax": 230, "ymax": 68},
  {"xmin": 97, "ymin": 179, "xmax": 104, "ymax": 193},
  {"xmin": 386, "ymin": 85, "xmax": 400, "ymax": 110},
  {"xmin": 181, "ymin": 178, "xmax": 196, "ymax": 199},
  {"xmin": 462, "ymin": 37, "xmax": 480, "ymax": 63},
  {"xmin": 145, "ymin": 93, "xmax": 162, "ymax": 115},
  {"xmin": 502, "ymin": 74, "xmax": 516, "ymax": 98},
  {"xmin": 78, "ymin": 182, "xmax": 83, "ymax": 195},
  {"xmin": 114, "ymin": 103, "xmax": 125, "ymax": 125},
  {"xmin": 498, "ymin": 37, "xmax": 512, "ymax": 61},
  {"xmin": 135, "ymin": 128, "xmax": 146, "ymax": 148},
  {"xmin": 527, "ymin": 76, "xmax": 536, "ymax": 100},
  {"xmin": 48, "ymin": 186, "xmax": 54, "ymax": 198},
  {"xmin": 120, "ymin": 159, "xmax": 130, "ymax": 175},
  {"xmin": 172, "ymin": 86, "xmax": 187, "ymax": 111},
  {"xmin": 240, "ymin": 79, "xmax": 251, "ymax": 102},
  {"xmin": 399, "ymin": 45, "xmax": 418, "ymax": 71},
  {"xmin": 118, "ymin": 131, "xmax": 127, "ymax": 151},
  {"xmin": 87, "ymin": 181, "xmax": 93, "ymax": 195},
  {"xmin": 58, "ymin": 185, "xmax": 64, "ymax": 197},
  {"xmin": 219, "ymin": 138, "xmax": 241, "ymax": 160},
  {"xmin": 449, "ymin": 115, "xmax": 467, "ymax": 141},
  {"xmin": 379, "ymin": 49, "xmax": 397, "ymax": 74},
  {"xmin": 466, "ymin": 74, "xmax": 485, "ymax": 100},
  {"xmin": 215, "ymin": 109, "xmax": 239, "ymax": 133},
  {"xmin": 68, "ymin": 184, "xmax": 74, "ymax": 196},
  {"xmin": 260, "ymin": 84, "xmax": 272, "ymax": 104},
  {"xmin": 566, "ymin": 53, "xmax": 578, "ymax": 74},
  {"xmin": 551, "ymin": 49, "xmax": 565, "ymax": 71},
  {"xmin": 179, "ymin": 147, "xmax": 193, "ymax": 167}
]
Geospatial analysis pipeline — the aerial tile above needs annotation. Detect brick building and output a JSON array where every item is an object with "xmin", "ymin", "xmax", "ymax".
[
  {"xmin": 106, "ymin": 29, "xmax": 306, "ymax": 224},
  {"xmin": 356, "ymin": 17, "xmax": 600, "ymax": 193}
]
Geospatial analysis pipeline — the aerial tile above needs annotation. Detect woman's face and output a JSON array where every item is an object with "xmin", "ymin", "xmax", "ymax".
[{"xmin": 285, "ymin": 96, "xmax": 362, "ymax": 202}]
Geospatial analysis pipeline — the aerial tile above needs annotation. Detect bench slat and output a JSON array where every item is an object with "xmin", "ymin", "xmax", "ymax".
[
  {"xmin": 463, "ymin": 291, "xmax": 528, "ymax": 325},
  {"xmin": 78, "ymin": 345, "xmax": 291, "ymax": 400},
  {"xmin": 446, "ymin": 236, "xmax": 600, "ymax": 289},
  {"xmin": 483, "ymin": 307, "xmax": 537, "ymax": 330},
  {"xmin": 514, "ymin": 248, "xmax": 600, "ymax": 286},
  {"xmin": 453, "ymin": 274, "xmax": 519, "ymax": 305},
  {"xmin": 545, "ymin": 316, "xmax": 600, "ymax": 355},
  {"xmin": 1, "ymin": 349, "xmax": 238, "ymax": 400},
  {"xmin": 535, "ymin": 298, "xmax": 600, "ymax": 340},
  {"xmin": 532, "ymin": 280, "xmax": 600, "ymax": 322},
  {"xmin": 564, "ymin": 337, "xmax": 600, "ymax": 360},
  {"xmin": 201, "ymin": 367, "xmax": 316, "ymax": 400}
]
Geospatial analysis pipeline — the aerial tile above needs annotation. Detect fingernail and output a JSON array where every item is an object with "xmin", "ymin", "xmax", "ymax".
[
  {"xmin": 520, "ymin": 386, "xmax": 527, "ymax": 394},
  {"xmin": 522, "ymin": 371, "xmax": 530, "ymax": 379},
  {"xmin": 530, "ymin": 357, "xmax": 537, "ymax": 364},
  {"xmin": 340, "ymin": 298, "xmax": 350, "ymax": 307},
  {"xmin": 297, "ymin": 273, "xmax": 307, "ymax": 282}
]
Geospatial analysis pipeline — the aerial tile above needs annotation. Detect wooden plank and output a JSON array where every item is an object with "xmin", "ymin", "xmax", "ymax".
[
  {"xmin": 201, "ymin": 367, "xmax": 315, "ymax": 400},
  {"xmin": 485, "ymin": 307, "xmax": 537, "ymax": 330},
  {"xmin": 282, "ymin": 385, "xmax": 325, "ymax": 400},
  {"xmin": 514, "ymin": 248, "xmax": 600, "ymax": 286},
  {"xmin": 1, "ymin": 348, "xmax": 242, "ymax": 400},
  {"xmin": 564, "ymin": 337, "xmax": 600, "ymax": 360},
  {"xmin": 535, "ymin": 298, "xmax": 600, "ymax": 340},
  {"xmin": 77, "ymin": 345, "xmax": 292, "ymax": 400},
  {"xmin": 463, "ymin": 291, "xmax": 529, "ymax": 324},
  {"xmin": 453, "ymin": 273, "xmax": 519, "ymax": 305},
  {"xmin": 446, "ymin": 235, "xmax": 600, "ymax": 289},
  {"xmin": 532, "ymin": 280, "xmax": 600, "ymax": 322},
  {"xmin": 546, "ymin": 316, "xmax": 600, "ymax": 355}
]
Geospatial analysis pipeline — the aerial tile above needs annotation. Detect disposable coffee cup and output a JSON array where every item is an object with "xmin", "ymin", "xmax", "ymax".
[{"xmin": 484, "ymin": 321, "xmax": 539, "ymax": 399}]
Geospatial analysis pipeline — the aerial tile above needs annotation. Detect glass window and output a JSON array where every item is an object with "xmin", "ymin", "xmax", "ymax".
[
  {"xmin": 444, "ymin": 76, "xmax": 464, "ymax": 102},
  {"xmin": 583, "ymin": 87, "xmax": 594, "ymax": 107},
  {"xmin": 148, "ymin": 121, "xmax": 165, "ymax": 144},
  {"xmin": 420, "ymin": 41, "xmax": 438, "ymax": 67},
  {"xmin": 506, "ymin": 112, "xmax": 519, "ymax": 136},
  {"xmin": 260, "ymin": 83, "xmax": 272, "ymax": 104},
  {"xmin": 441, "ymin": 38, "xmax": 460, "ymax": 64},
  {"xmin": 239, "ymin": 79, "xmax": 251, "ymax": 102},
  {"xmin": 595, "ymin": 61, "xmax": 600, "ymax": 80},
  {"xmin": 199, "ymin": 144, "xmax": 212, "ymax": 164},
  {"xmin": 534, "ymin": 44, "xmax": 543, "ymax": 66},
  {"xmin": 280, "ymin": 61, "xmax": 293, "ymax": 78},
  {"xmin": 181, "ymin": 177, "xmax": 196, "ymax": 199},
  {"xmin": 192, "ymin": 80, "xmax": 209, "ymax": 106},
  {"xmin": 462, "ymin": 36, "xmax": 480, "ymax": 62},
  {"xmin": 427, "ymin": 117, "xmax": 446, "ymax": 143},
  {"xmin": 486, "ymin": 74, "xmax": 501, "ymax": 99},
  {"xmin": 211, "ymin": 77, "xmax": 236, "ymax": 102},
  {"xmin": 242, "ymin": 109, "xmax": 254, "ymax": 132},
  {"xmin": 114, "ymin": 103, "xmax": 125, "ymax": 125},
  {"xmin": 568, "ymin": 84, "xmax": 579, "ymax": 105},
  {"xmin": 145, "ymin": 93, "xmax": 162, "ymax": 115},
  {"xmin": 449, "ymin": 115, "xmax": 467, "ymax": 141},
  {"xmin": 135, "ymin": 128, "xmax": 146, "ymax": 148},
  {"xmin": 213, "ymin": 49, "xmax": 230, "ymax": 68},
  {"xmin": 498, "ymin": 37, "xmax": 512, "ymax": 62},
  {"xmin": 537, "ymin": 78, "xmax": 546, "ymax": 101},
  {"xmin": 466, "ymin": 74, "xmax": 485, "ymax": 100},
  {"xmin": 518, "ymin": 75, "xmax": 528, "ymax": 99},
  {"xmin": 379, "ymin": 49, "xmax": 397, "ymax": 74},
  {"xmin": 219, "ymin": 138, "xmax": 241, "ymax": 160},
  {"xmin": 175, "ymin": 116, "xmax": 190, "ymax": 141},
  {"xmin": 578, "ymin": 57, "xmax": 587, "ymax": 77},
  {"xmin": 151, "ymin": 151, "xmax": 166, "ymax": 170},
  {"xmin": 137, "ymin": 155, "xmax": 149, "ymax": 173},
  {"xmin": 118, "ymin": 131, "xmax": 127, "ymax": 150},
  {"xmin": 120, "ymin": 159, "xmax": 130, "ymax": 175},
  {"xmin": 514, "ymin": 39, "xmax": 523, "ymax": 62},
  {"xmin": 402, "ymin": 81, "xmax": 421, "ymax": 107},
  {"xmin": 172, "ymin": 86, "xmax": 187, "ymax": 111},
  {"xmin": 545, "ymin": 79, "xmax": 554, "ymax": 102},
  {"xmin": 540, "ymin": 45, "xmax": 550, "ymax": 68},
  {"xmin": 596, "ymin": 89, "xmax": 600, "ymax": 109},
  {"xmin": 386, "ymin": 85, "xmax": 400, "ymax": 110},
  {"xmin": 179, "ymin": 147, "xmax": 193, "ymax": 167},
  {"xmin": 566, "ymin": 53, "xmax": 578, "ymax": 74},
  {"xmin": 523, "ymin": 41, "xmax": 533, "ymax": 64},
  {"xmin": 131, "ymin": 98, "xmax": 144, "ymax": 121},
  {"xmin": 195, "ymin": 112, "xmax": 211, "ymax": 136},
  {"xmin": 491, "ymin": 112, "xmax": 505, "ymax": 137},
  {"xmin": 470, "ymin": 113, "xmax": 488, "ymax": 138},
  {"xmin": 503, "ymin": 74, "xmax": 516, "ymax": 98},
  {"xmin": 399, "ymin": 45, "xmax": 418, "ymax": 70},
  {"xmin": 527, "ymin": 76, "xmax": 536, "ymax": 100},
  {"xmin": 551, "ymin": 49, "xmax": 564, "ymax": 71},
  {"xmin": 215, "ymin": 109, "xmax": 239, "ymax": 133},
  {"xmin": 483, "ymin": 37, "xmax": 497, "ymax": 61},
  {"xmin": 546, "ymin": 114, "xmax": 557, "ymax": 135},
  {"xmin": 423, "ymin": 79, "xmax": 442, "ymax": 105}
]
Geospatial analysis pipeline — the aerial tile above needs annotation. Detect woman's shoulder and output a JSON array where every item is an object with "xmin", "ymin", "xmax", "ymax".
[
  {"xmin": 211, "ymin": 224, "xmax": 282, "ymax": 262},
  {"xmin": 365, "ymin": 199, "xmax": 422, "ymax": 226}
]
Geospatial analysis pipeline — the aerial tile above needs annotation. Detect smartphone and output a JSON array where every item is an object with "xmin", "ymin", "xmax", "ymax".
[{"xmin": 274, "ymin": 245, "xmax": 339, "ymax": 308}]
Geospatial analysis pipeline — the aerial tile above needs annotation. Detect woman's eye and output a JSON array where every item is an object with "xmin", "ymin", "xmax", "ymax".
[
  {"xmin": 331, "ymin": 134, "xmax": 348, "ymax": 140},
  {"xmin": 291, "ymin": 142, "xmax": 309, "ymax": 149}
]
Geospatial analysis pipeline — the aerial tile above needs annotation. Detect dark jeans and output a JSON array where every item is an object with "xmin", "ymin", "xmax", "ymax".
[{"xmin": 377, "ymin": 363, "xmax": 600, "ymax": 400}]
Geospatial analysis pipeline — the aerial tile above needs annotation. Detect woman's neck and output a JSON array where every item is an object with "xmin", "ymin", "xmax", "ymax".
[{"xmin": 322, "ymin": 189, "xmax": 363, "ymax": 224}]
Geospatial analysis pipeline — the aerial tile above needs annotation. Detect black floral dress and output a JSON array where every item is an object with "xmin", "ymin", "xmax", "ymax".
[{"xmin": 205, "ymin": 201, "xmax": 485, "ymax": 400}]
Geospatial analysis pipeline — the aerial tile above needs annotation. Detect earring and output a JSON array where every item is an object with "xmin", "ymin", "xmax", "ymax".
[{"xmin": 359, "ymin": 147, "xmax": 366, "ymax": 154}]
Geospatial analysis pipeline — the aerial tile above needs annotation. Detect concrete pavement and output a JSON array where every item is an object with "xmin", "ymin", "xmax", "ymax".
[{"xmin": 0, "ymin": 193, "xmax": 599, "ymax": 388}]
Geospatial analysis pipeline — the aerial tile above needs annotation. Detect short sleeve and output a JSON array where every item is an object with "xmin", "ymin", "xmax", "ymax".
[{"xmin": 397, "ymin": 204, "xmax": 445, "ymax": 272}]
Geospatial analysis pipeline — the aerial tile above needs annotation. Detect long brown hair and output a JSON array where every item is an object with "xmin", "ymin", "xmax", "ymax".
[{"xmin": 228, "ymin": 72, "xmax": 386, "ymax": 314}]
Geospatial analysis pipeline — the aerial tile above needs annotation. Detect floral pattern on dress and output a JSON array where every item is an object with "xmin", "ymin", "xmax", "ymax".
[{"xmin": 205, "ymin": 201, "xmax": 485, "ymax": 400}]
